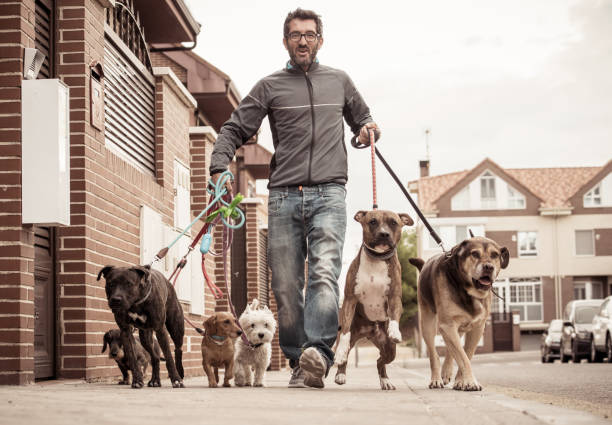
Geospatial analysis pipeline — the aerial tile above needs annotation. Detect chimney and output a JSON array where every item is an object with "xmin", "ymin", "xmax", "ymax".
[{"xmin": 419, "ymin": 160, "xmax": 430, "ymax": 178}]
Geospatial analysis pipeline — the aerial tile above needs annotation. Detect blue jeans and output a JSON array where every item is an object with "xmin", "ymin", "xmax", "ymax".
[{"xmin": 268, "ymin": 183, "xmax": 347, "ymax": 370}]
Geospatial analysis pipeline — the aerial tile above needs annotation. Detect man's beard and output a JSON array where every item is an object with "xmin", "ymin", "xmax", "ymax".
[{"xmin": 290, "ymin": 44, "xmax": 319, "ymax": 69}]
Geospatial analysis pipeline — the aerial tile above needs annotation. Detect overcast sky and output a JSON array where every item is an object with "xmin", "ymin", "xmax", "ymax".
[{"xmin": 185, "ymin": 0, "xmax": 612, "ymax": 280}]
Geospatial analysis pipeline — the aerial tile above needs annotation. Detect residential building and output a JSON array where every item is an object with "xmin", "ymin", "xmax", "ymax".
[
  {"xmin": 0, "ymin": 0, "xmax": 279, "ymax": 385},
  {"xmin": 409, "ymin": 158, "xmax": 612, "ymax": 332}
]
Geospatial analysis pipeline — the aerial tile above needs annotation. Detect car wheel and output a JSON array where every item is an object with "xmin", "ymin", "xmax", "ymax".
[
  {"xmin": 591, "ymin": 338, "xmax": 603, "ymax": 363},
  {"xmin": 607, "ymin": 335, "xmax": 612, "ymax": 364},
  {"xmin": 560, "ymin": 342, "xmax": 569, "ymax": 363},
  {"xmin": 571, "ymin": 340, "xmax": 581, "ymax": 363}
]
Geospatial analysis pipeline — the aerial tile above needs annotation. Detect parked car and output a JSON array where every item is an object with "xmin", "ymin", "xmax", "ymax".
[
  {"xmin": 559, "ymin": 299, "xmax": 602, "ymax": 363},
  {"xmin": 590, "ymin": 295, "xmax": 612, "ymax": 363},
  {"xmin": 540, "ymin": 319, "xmax": 563, "ymax": 363}
]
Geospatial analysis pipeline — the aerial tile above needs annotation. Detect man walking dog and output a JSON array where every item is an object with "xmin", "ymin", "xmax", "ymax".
[{"xmin": 209, "ymin": 8, "xmax": 379, "ymax": 388}]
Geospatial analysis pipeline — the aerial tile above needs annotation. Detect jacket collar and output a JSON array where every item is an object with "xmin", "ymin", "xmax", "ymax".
[{"xmin": 286, "ymin": 59, "xmax": 320, "ymax": 74}]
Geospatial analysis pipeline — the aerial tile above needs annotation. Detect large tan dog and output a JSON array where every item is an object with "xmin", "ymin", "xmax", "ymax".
[
  {"xmin": 334, "ymin": 210, "xmax": 413, "ymax": 390},
  {"xmin": 410, "ymin": 236, "xmax": 509, "ymax": 391},
  {"xmin": 201, "ymin": 312, "xmax": 243, "ymax": 388}
]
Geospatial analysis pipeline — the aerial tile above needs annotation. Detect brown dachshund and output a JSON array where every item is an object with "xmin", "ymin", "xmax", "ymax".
[{"xmin": 201, "ymin": 312, "xmax": 243, "ymax": 388}]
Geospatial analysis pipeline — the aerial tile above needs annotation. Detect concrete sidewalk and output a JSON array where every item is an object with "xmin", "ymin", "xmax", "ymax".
[{"xmin": 0, "ymin": 360, "xmax": 608, "ymax": 425}]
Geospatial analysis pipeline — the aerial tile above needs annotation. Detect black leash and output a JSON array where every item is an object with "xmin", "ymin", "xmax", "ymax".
[{"xmin": 351, "ymin": 135, "xmax": 446, "ymax": 252}]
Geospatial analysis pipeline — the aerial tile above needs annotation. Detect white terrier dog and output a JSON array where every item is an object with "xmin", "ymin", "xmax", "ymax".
[{"xmin": 234, "ymin": 299, "xmax": 277, "ymax": 387}]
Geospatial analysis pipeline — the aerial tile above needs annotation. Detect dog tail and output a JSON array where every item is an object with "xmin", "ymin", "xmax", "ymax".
[{"xmin": 408, "ymin": 257, "xmax": 425, "ymax": 271}]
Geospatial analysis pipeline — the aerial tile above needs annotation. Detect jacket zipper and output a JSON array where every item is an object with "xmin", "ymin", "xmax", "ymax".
[{"xmin": 304, "ymin": 71, "xmax": 315, "ymax": 186}]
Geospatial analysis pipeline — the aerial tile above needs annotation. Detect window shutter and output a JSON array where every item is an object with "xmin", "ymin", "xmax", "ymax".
[
  {"xmin": 34, "ymin": 0, "xmax": 53, "ymax": 79},
  {"xmin": 103, "ymin": 37, "xmax": 155, "ymax": 175}
]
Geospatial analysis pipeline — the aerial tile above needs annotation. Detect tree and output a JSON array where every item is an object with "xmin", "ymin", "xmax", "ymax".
[{"xmin": 397, "ymin": 229, "xmax": 419, "ymax": 342}]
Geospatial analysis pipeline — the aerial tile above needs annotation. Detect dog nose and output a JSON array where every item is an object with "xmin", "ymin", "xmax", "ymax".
[
  {"xmin": 109, "ymin": 296, "xmax": 122, "ymax": 306},
  {"xmin": 483, "ymin": 263, "xmax": 494, "ymax": 273},
  {"xmin": 237, "ymin": 330, "xmax": 242, "ymax": 336},
  {"xmin": 378, "ymin": 231, "xmax": 390, "ymax": 239},
  {"xmin": 258, "ymin": 333, "xmax": 264, "ymax": 339}
]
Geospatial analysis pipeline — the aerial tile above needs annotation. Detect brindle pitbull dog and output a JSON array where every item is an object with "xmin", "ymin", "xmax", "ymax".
[
  {"xmin": 410, "ymin": 236, "xmax": 509, "ymax": 391},
  {"xmin": 334, "ymin": 210, "xmax": 413, "ymax": 390},
  {"xmin": 97, "ymin": 265, "xmax": 185, "ymax": 389}
]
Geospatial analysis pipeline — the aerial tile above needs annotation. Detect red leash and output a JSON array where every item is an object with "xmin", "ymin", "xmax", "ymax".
[{"xmin": 370, "ymin": 128, "xmax": 378, "ymax": 210}]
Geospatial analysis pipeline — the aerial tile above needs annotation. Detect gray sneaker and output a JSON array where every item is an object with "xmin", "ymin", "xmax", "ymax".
[
  {"xmin": 288, "ymin": 366, "xmax": 306, "ymax": 388},
  {"xmin": 299, "ymin": 347, "xmax": 326, "ymax": 388}
]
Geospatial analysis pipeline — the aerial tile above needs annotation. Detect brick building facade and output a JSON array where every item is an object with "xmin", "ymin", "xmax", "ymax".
[{"xmin": 0, "ymin": 0, "xmax": 285, "ymax": 385}]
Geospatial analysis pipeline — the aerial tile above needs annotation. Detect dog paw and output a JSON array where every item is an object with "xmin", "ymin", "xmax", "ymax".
[
  {"xmin": 387, "ymin": 320, "xmax": 402, "ymax": 343},
  {"xmin": 208, "ymin": 381, "xmax": 217, "ymax": 388},
  {"xmin": 441, "ymin": 369, "xmax": 453, "ymax": 385},
  {"xmin": 131, "ymin": 381, "xmax": 144, "ymax": 389},
  {"xmin": 147, "ymin": 378, "xmax": 161, "ymax": 387},
  {"xmin": 172, "ymin": 380, "xmax": 185, "ymax": 388},
  {"xmin": 335, "ymin": 373, "xmax": 346, "ymax": 385},
  {"xmin": 223, "ymin": 382, "xmax": 231, "ymax": 388},
  {"xmin": 428, "ymin": 379, "xmax": 445, "ymax": 389},
  {"xmin": 244, "ymin": 382, "xmax": 252, "ymax": 387},
  {"xmin": 253, "ymin": 382, "xmax": 264, "ymax": 387},
  {"xmin": 379, "ymin": 377, "xmax": 396, "ymax": 390},
  {"xmin": 118, "ymin": 380, "xmax": 129, "ymax": 385},
  {"xmin": 453, "ymin": 378, "xmax": 481, "ymax": 391}
]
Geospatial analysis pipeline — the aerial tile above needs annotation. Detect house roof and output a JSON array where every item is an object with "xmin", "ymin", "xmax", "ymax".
[
  {"xmin": 162, "ymin": 50, "xmax": 241, "ymax": 132},
  {"xmin": 409, "ymin": 159, "xmax": 605, "ymax": 212}
]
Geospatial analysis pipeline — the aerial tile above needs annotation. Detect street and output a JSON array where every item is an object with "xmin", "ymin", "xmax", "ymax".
[
  {"xmin": 0, "ymin": 350, "xmax": 610, "ymax": 425},
  {"xmin": 401, "ymin": 350, "xmax": 612, "ymax": 419}
]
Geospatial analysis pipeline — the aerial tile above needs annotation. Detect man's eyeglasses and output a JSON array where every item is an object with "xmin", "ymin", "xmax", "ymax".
[{"xmin": 287, "ymin": 32, "xmax": 319, "ymax": 43}]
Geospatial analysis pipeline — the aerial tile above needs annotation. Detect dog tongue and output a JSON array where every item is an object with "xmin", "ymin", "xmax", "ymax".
[
  {"xmin": 374, "ymin": 244, "xmax": 390, "ymax": 253},
  {"xmin": 478, "ymin": 277, "xmax": 492, "ymax": 286}
]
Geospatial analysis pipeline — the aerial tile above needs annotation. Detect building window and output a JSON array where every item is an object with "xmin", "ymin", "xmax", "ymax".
[
  {"xmin": 508, "ymin": 277, "xmax": 542, "ymax": 322},
  {"xmin": 584, "ymin": 184, "xmax": 602, "ymax": 207},
  {"xmin": 574, "ymin": 280, "xmax": 603, "ymax": 300},
  {"xmin": 575, "ymin": 230, "xmax": 594, "ymax": 256},
  {"xmin": 517, "ymin": 231, "xmax": 537, "ymax": 257},
  {"xmin": 507, "ymin": 186, "xmax": 526, "ymax": 209},
  {"xmin": 426, "ymin": 224, "xmax": 484, "ymax": 250},
  {"xmin": 480, "ymin": 171, "xmax": 496, "ymax": 209}
]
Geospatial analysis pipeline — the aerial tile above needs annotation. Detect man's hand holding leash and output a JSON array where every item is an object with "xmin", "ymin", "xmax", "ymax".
[{"xmin": 358, "ymin": 122, "xmax": 381, "ymax": 146}]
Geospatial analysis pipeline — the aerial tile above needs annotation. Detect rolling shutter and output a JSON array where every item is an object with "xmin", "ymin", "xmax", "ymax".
[
  {"xmin": 103, "ymin": 36, "xmax": 156, "ymax": 175},
  {"xmin": 34, "ymin": 0, "xmax": 53, "ymax": 79}
]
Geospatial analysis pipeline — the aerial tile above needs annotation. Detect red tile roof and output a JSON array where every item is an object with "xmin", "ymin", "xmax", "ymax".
[{"xmin": 410, "ymin": 161, "xmax": 605, "ymax": 213}]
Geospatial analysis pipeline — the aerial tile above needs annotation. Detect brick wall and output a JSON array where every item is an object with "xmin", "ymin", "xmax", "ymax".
[{"xmin": 0, "ymin": 0, "xmax": 38, "ymax": 385}]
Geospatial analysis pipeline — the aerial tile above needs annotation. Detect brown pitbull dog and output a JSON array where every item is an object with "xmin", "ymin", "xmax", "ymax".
[
  {"xmin": 334, "ymin": 210, "xmax": 413, "ymax": 390},
  {"xmin": 409, "ymin": 236, "xmax": 509, "ymax": 391}
]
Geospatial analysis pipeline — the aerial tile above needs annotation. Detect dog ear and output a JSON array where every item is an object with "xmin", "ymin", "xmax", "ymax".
[
  {"xmin": 354, "ymin": 211, "xmax": 367, "ymax": 223},
  {"xmin": 500, "ymin": 247, "xmax": 510, "ymax": 269},
  {"xmin": 444, "ymin": 240, "xmax": 468, "ymax": 268},
  {"xmin": 130, "ymin": 266, "xmax": 151, "ymax": 285},
  {"xmin": 97, "ymin": 266, "xmax": 114, "ymax": 281},
  {"xmin": 469, "ymin": 229, "xmax": 475, "ymax": 238},
  {"xmin": 398, "ymin": 213, "xmax": 413, "ymax": 226},
  {"xmin": 204, "ymin": 315, "xmax": 217, "ymax": 335},
  {"xmin": 102, "ymin": 331, "xmax": 110, "ymax": 353},
  {"xmin": 251, "ymin": 298, "xmax": 260, "ymax": 310}
]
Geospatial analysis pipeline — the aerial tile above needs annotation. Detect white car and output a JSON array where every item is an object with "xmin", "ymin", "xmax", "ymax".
[{"xmin": 591, "ymin": 295, "xmax": 612, "ymax": 363}]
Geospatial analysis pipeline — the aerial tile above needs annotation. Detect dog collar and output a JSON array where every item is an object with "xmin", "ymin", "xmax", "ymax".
[
  {"xmin": 362, "ymin": 243, "xmax": 397, "ymax": 261},
  {"xmin": 208, "ymin": 334, "xmax": 228, "ymax": 345},
  {"xmin": 133, "ymin": 274, "xmax": 153, "ymax": 306}
]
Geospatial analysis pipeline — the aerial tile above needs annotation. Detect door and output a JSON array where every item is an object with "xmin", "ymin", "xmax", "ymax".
[
  {"xmin": 492, "ymin": 312, "xmax": 513, "ymax": 351},
  {"xmin": 34, "ymin": 226, "xmax": 55, "ymax": 379}
]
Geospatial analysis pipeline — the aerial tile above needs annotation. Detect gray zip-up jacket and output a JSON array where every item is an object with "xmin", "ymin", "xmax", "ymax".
[{"xmin": 209, "ymin": 61, "xmax": 374, "ymax": 188}]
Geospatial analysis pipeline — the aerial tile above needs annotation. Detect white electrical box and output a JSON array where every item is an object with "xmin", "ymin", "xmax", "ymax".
[{"xmin": 21, "ymin": 79, "xmax": 70, "ymax": 226}]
